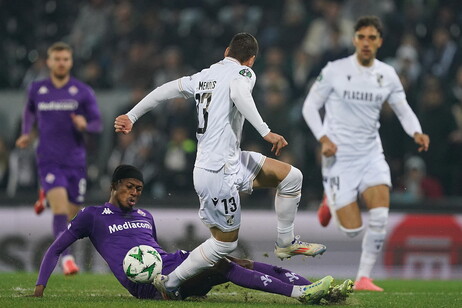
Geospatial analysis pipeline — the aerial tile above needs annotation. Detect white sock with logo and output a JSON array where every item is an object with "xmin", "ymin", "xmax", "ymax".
[
  {"xmin": 275, "ymin": 167, "xmax": 302, "ymax": 247},
  {"xmin": 356, "ymin": 207, "xmax": 388, "ymax": 280}
]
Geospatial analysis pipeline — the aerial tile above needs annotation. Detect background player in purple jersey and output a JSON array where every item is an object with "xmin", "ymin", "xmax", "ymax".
[
  {"xmin": 15, "ymin": 42, "xmax": 102, "ymax": 275},
  {"xmin": 33, "ymin": 165, "xmax": 352, "ymax": 304}
]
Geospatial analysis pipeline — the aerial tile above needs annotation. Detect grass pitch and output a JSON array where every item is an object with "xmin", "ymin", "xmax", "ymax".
[{"xmin": 0, "ymin": 273, "xmax": 461, "ymax": 308}]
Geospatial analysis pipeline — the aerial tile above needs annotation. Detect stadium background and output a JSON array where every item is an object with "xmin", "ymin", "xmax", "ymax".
[{"xmin": 0, "ymin": 0, "xmax": 461, "ymax": 279}]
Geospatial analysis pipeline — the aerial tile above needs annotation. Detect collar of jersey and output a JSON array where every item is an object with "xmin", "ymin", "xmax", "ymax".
[
  {"xmin": 104, "ymin": 202, "xmax": 135, "ymax": 213},
  {"xmin": 351, "ymin": 54, "xmax": 376, "ymax": 75},
  {"xmin": 224, "ymin": 57, "xmax": 241, "ymax": 65}
]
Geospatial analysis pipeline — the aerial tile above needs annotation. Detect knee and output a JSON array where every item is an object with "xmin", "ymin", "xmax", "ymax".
[
  {"xmin": 339, "ymin": 225, "xmax": 364, "ymax": 238},
  {"xmin": 278, "ymin": 166, "xmax": 303, "ymax": 196},
  {"xmin": 211, "ymin": 237, "xmax": 238, "ymax": 259},
  {"xmin": 368, "ymin": 207, "xmax": 389, "ymax": 232}
]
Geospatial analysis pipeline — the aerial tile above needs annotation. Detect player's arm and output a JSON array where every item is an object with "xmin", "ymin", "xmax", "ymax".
[
  {"xmin": 114, "ymin": 79, "xmax": 183, "ymax": 134},
  {"xmin": 388, "ymin": 101, "xmax": 430, "ymax": 152},
  {"xmin": 33, "ymin": 231, "xmax": 78, "ymax": 296},
  {"xmin": 302, "ymin": 82, "xmax": 337, "ymax": 157},
  {"xmin": 16, "ymin": 87, "xmax": 36, "ymax": 148},
  {"xmin": 229, "ymin": 78, "xmax": 288, "ymax": 155},
  {"xmin": 72, "ymin": 88, "xmax": 103, "ymax": 133}
]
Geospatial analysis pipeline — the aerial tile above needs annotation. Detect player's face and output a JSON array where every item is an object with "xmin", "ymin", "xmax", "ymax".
[
  {"xmin": 353, "ymin": 26, "xmax": 383, "ymax": 66},
  {"xmin": 47, "ymin": 50, "xmax": 73, "ymax": 79},
  {"xmin": 114, "ymin": 178, "xmax": 143, "ymax": 211}
]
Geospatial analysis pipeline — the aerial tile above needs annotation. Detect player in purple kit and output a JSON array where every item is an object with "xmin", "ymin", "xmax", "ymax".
[
  {"xmin": 15, "ymin": 42, "xmax": 102, "ymax": 275},
  {"xmin": 33, "ymin": 165, "xmax": 353, "ymax": 304}
]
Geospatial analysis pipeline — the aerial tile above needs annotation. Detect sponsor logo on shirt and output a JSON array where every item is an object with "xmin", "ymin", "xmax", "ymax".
[
  {"xmin": 343, "ymin": 90, "xmax": 384, "ymax": 103},
  {"xmin": 102, "ymin": 208, "xmax": 114, "ymax": 215},
  {"xmin": 108, "ymin": 220, "xmax": 152, "ymax": 234},
  {"xmin": 38, "ymin": 86, "xmax": 49, "ymax": 94},
  {"xmin": 37, "ymin": 100, "xmax": 78, "ymax": 111}
]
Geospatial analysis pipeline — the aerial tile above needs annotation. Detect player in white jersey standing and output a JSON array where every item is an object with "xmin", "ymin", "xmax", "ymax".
[
  {"xmin": 303, "ymin": 16, "xmax": 430, "ymax": 291},
  {"xmin": 114, "ymin": 33, "xmax": 327, "ymax": 299}
]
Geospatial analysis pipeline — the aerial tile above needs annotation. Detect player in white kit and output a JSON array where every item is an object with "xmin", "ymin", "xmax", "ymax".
[
  {"xmin": 303, "ymin": 16, "xmax": 430, "ymax": 291},
  {"xmin": 114, "ymin": 33, "xmax": 326, "ymax": 299}
]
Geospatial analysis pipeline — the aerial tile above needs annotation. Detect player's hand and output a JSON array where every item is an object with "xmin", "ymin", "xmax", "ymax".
[
  {"xmin": 114, "ymin": 114, "xmax": 133, "ymax": 134},
  {"xmin": 70, "ymin": 113, "xmax": 87, "ymax": 132},
  {"xmin": 320, "ymin": 135, "xmax": 337, "ymax": 157},
  {"xmin": 15, "ymin": 134, "xmax": 31, "ymax": 148},
  {"xmin": 32, "ymin": 285, "xmax": 45, "ymax": 297},
  {"xmin": 414, "ymin": 132, "xmax": 430, "ymax": 152},
  {"xmin": 263, "ymin": 132, "xmax": 288, "ymax": 156}
]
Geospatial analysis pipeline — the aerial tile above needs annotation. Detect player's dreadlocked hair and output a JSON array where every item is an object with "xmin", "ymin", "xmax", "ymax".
[
  {"xmin": 227, "ymin": 33, "xmax": 259, "ymax": 63},
  {"xmin": 354, "ymin": 16, "xmax": 384, "ymax": 37}
]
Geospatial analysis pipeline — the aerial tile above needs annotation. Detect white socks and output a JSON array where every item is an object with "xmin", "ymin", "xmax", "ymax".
[
  {"xmin": 275, "ymin": 167, "xmax": 303, "ymax": 247},
  {"xmin": 165, "ymin": 236, "xmax": 238, "ymax": 289},
  {"xmin": 356, "ymin": 207, "xmax": 389, "ymax": 280}
]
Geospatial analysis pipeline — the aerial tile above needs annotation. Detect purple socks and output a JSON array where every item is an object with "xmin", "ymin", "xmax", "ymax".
[{"xmin": 53, "ymin": 214, "xmax": 71, "ymax": 256}]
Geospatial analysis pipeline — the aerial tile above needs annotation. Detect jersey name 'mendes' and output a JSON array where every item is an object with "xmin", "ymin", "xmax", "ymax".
[
  {"xmin": 197, "ymin": 81, "xmax": 217, "ymax": 91},
  {"xmin": 343, "ymin": 90, "xmax": 378, "ymax": 102},
  {"xmin": 108, "ymin": 220, "xmax": 152, "ymax": 234}
]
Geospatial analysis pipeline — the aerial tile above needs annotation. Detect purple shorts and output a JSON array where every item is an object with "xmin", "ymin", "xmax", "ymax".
[
  {"xmin": 38, "ymin": 164, "xmax": 87, "ymax": 205},
  {"xmin": 162, "ymin": 250, "xmax": 190, "ymax": 275}
]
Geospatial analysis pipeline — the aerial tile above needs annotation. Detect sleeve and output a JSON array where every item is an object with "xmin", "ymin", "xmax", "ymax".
[
  {"xmin": 67, "ymin": 207, "xmax": 95, "ymax": 239},
  {"xmin": 388, "ymin": 101, "xmax": 422, "ymax": 137},
  {"xmin": 386, "ymin": 69, "xmax": 422, "ymax": 137},
  {"xmin": 36, "ymin": 231, "xmax": 78, "ymax": 286},
  {"xmin": 21, "ymin": 84, "xmax": 36, "ymax": 135},
  {"xmin": 229, "ymin": 76, "xmax": 270, "ymax": 137},
  {"xmin": 126, "ymin": 79, "xmax": 184, "ymax": 124},
  {"xmin": 83, "ymin": 87, "xmax": 102, "ymax": 133},
  {"xmin": 302, "ymin": 64, "xmax": 333, "ymax": 140}
]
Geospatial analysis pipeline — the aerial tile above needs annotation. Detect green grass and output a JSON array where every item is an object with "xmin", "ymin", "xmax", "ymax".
[{"xmin": 0, "ymin": 273, "xmax": 461, "ymax": 308}]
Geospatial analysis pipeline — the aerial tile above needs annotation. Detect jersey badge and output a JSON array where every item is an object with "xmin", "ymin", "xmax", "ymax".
[
  {"xmin": 239, "ymin": 68, "xmax": 252, "ymax": 78},
  {"xmin": 316, "ymin": 73, "xmax": 323, "ymax": 82},
  {"xmin": 226, "ymin": 215, "xmax": 235, "ymax": 226},
  {"xmin": 38, "ymin": 86, "xmax": 49, "ymax": 94},
  {"xmin": 69, "ymin": 85, "xmax": 79, "ymax": 95},
  {"xmin": 137, "ymin": 209, "xmax": 146, "ymax": 216},
  {"xmin": 102, "ymin": 208, "xmax": 114, "ymax": 215},
  {"xmin": 45, "ymin": 173, "xmax": 55, "ymax": 184},
  {"xmin": 376, "ymin": 74, "xmax": 383, "ymax": 87}
]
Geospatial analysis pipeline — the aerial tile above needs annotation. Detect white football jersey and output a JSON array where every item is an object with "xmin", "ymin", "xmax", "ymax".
[
  {"xmin": 178, "ymin": 57, "xmax": 257, "ymax": 172},
  {"xmin": 311, "ymin": 54, "xmax": 406, "ymax": 157}
]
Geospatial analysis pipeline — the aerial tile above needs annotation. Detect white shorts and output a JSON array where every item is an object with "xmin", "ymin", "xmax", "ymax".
[
  {"xmin": 194, "ymin": 151, "xmax": 265, "ymax": 232},
  {"xmin": 322, "ymin": 152, "xmax": 391, "ymax": 210}
]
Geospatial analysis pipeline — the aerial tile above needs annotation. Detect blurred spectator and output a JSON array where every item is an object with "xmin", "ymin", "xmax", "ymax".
[
  {"xmin": 163, "ymin": 126, "xmax": 196, "ymax": 194},
  {"xmin": 419, "ymin": 75, "xmax": 460, "ymax": 195},
  {"xmin": 153, "ymin": 46, "xmax": 194, "ymax": 88},
  {"xmin": 422, "ymin": 27, "xmax": 459, "ymax": 82},
  {"xmin": 69, "ymin": 0, "xmax": 112, "ymax": 61},
  {"xmin": 392, "ymin": 156, "xmax": 443, "ymax": 203},
  {"xmin": 21, "ymin": 55, "xmax": 48, "ymax": 89},
  {"xmin": 301, "ymin": 0, "xmax": 354, "ymax": 64}
]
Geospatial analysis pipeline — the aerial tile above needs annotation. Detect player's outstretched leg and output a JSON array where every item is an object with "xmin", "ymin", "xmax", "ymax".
[
  {"xmin": 326, "ymin": 279, "xmax": 354, "ymax": 303},
  {"xmin": 297, "ymin": 275, "xmax": 333, "ymax": 304},
  {"xmin": 317, "ymin": 194, "xmax": 331, "ymax": 227},
  {"xmin": 153, "ymin": 274, "xmax": 182, "ymax": 300},
  {"xmin": 274, "ymin": 235, "xmax": 326, "ymax": 260}
]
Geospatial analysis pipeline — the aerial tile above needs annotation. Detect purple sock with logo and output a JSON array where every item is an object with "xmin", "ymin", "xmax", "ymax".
[
  {"xmin": 225, "ymin": 262, "xmax": 294, "ymax": 297},
  {"xmin": 252, "ymin": 261, "xmax": 311, "ymax": 285},
  {"xmin": 53, "ymin": 214, "xmax": 71, "ymax": 256}
]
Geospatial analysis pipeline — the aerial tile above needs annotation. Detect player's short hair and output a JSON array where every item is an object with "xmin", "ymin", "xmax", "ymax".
[
  {"xmin": 47, "ymin": 42, "xmax": 73, "ymax": 57},
  {"xmin": 354, "ymin": 16, "xmax": 384, "ymax": 37},
  {"xmin": 227, "ymin": 33, "xmax": 259, "ymax": 63},
  {"xmin": 112, "ymin": 165, "xmax": 144, "ymax": 184}
]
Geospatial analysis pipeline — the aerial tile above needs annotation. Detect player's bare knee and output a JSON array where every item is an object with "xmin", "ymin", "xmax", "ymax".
[
  {"xmin": 339, "ymin": 224, "xmax": 364, "ymax": 238},
  {"xmin": 277, "ymin": 166, "xmax": 302, "ymax": 196},
  {"xmin": 368, "ymin": 207, "xmax": 389, "ymax": 232}
]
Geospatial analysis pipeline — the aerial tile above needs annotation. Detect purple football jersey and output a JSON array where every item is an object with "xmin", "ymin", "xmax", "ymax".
[
  {"xmin": 36, "ymin": 203, "xmax": 189, "ymax": 299},
  {"xmin": 22, "ymin": 77, "xmax": 102, "ymax": 167}
]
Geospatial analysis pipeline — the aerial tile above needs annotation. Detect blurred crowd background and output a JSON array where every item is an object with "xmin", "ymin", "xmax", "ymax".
[{"xmin": 1, "ymin": 0, "xmax": 462, "ymax": 209}]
